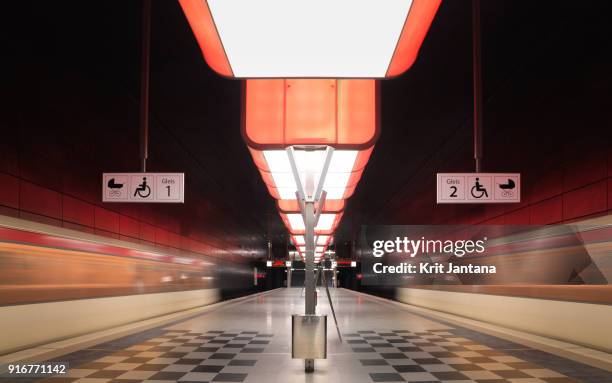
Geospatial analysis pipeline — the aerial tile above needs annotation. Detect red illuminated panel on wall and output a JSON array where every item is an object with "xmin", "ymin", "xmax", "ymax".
[
  {"xmin": 244, "ymin": 80, "xmax": 378, "ymax": 149},
  {"xmin": 178, "ymin": 0, "xmax": 233, "ymax": 77}
]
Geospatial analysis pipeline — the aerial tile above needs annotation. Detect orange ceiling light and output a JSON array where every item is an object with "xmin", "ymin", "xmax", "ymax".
[
  {"xmin": 178, "ymin": 0, "xmax": 440, "ymax": 78},
  {"xmin": 244, "ymin": 79, "xmax": 378, "ymax": 149},
  {"xmin": 178, "ymin": 0, "xmax": 233, "ymax": 77},
  {"xmin": 177, "ymin": 0, "xmax": 440, "ymax": 272},
  {"xmin": 245, "ymin": 79, "xmax": 378, "ymax": 204},
  {"xmin": 278, "ymin": 199, "xmax": 344, "ymax": 213},
  {"xmin": 243, "ymin": 79, "xmax": 378, "ymax": 248}
]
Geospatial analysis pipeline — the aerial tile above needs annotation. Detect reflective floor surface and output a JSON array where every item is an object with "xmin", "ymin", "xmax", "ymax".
[{"xmin": 15, "ymin": 288, "xmax": 612, "ymax": 383}]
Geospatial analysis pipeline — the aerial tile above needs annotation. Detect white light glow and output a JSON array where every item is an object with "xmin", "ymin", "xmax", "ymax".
[
  {"xmin": 263, "ymin": 149, "xmax": 358, "ymax": 200},
  {"xmin": 293, "ymin": 235, "xmax": 305, "ymax": 245},
  {"xmin": 316, "ymin": 235, "xmax": 330, "ymax": 245},
  {"xmin": 328, "ymin": 150, "xmax": 359, "ymax": 173},
  {"xmin": 351, "ymin": 261, "xmax": 357, "ymax": 267},
  {"xmin": 207, "ymin": 0, "xmax": 413, "ymax": 78},
  {"xmin": 316, "ymin": 214, "xmax": 336, "ymax": 230},
  {"xmin": 299, "ymin": 246, "xmax": 325, "ymax": 253},
  {"xmin": 263, "ymin": 150, "xmax": 292, "ymax": 173},
  {"xmin": 286, "ymin": 213, "xmax": 336, "ymax": 231},
  {"xmin": 266, "ymin": 260, "xmax": 273, "ymax": 267},
  {"xmin": 285, "ymin": 261, "xmax": 292, "ymax": 267},
  {"xmin": 287, "ymin": 214, "xmax": 305, "ymax": 231}
]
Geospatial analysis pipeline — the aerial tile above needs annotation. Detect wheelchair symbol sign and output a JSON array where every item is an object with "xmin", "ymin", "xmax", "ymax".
[
  {"xmin": 467, "ymin": 176, "xmax": 492, "ymax": 201},
  {"xmin": 470, "ymin": 177, "xmax": 489, "ymax": 199},
  {"xmin": 437, "ymin": 173, "xmax": 520, "ymax": 204},
  {"xmin": 102, "ymin": 173, "xmax": 184, "ymax": 203},
  {"xmin": 133, "ymin": 176, "xmax": 151, "ymax": 198},
  {"xmin": 130, "ymin": 175, "xmax": 154, "ymax": 200}
]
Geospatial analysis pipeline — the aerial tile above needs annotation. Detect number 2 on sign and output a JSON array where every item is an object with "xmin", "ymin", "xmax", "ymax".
[{"xmin": 449, "ymin": 186, "xmax": 458, "ymax": 197}]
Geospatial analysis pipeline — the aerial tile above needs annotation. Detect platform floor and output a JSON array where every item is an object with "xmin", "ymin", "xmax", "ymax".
[{"xmin": 30, "ymin": 288, "xmax": 611, "ymax": 383}]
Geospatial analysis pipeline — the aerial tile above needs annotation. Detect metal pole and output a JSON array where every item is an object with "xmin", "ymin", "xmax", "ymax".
[
  {"xmin": 321, "ymin": 265, "xmax": 342, "ymax": 342},
  {"xmin": 140, "ymin": 0, "xmax": 151, "ymax": 172},
  {"xmin": 472, "ymin": 0, "xmax": 483, "ymax": 172},
  {"xmin": 286, "ymin": 146, "xmax": 337, "ymax": 373},
  {"xmin": 304, "ymin": 200, "xmax": 316, "ymax": 372}
]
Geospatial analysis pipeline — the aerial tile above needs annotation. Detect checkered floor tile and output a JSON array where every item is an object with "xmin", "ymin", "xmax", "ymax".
[
  {"xmin": 347, "ymin": 329, "xmax": 581, "ymax": 383},
  {"xmin": 39, "ymin": 329, "xmax": 273, "ymax": 383}
]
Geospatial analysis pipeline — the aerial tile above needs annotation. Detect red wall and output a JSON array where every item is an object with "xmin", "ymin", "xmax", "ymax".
[
  {"xmin": 0, "ymin": 169, "xmax": 249, "ymax": 263},
  {"xmin": 383, "ymin": 137, "xmax": 611, "ymax": 226}
]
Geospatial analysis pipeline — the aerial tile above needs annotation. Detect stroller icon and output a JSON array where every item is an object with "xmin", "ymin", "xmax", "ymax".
[
  {"xmin": 107, "ymin": 178, "xmax": 124, "ymax": 197},
  {"xmin": 134, "ymin": 177, "xmax": 151, "ymax": 198}
]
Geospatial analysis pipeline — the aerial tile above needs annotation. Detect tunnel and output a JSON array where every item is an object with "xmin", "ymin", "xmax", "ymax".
[{"xmin": 0, "ymin": 1, "xmax": 611, "ymax": 382}]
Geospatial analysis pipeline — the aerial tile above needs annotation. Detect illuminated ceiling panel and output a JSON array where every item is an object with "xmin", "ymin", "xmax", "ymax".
[
  {"xmin": 207, "ymin": 0, "xmax": 411, "ymax": 77},
  {"xmin": 263, "ymin": 149, "xmax": 358, "ymax": 200},
  {"xmin": 179, "ymin": 0, "xmax": 441, "ymax": 78},
  {"xmin": 286, "ymin": 213, "xmax": 337, "ymax": 232}
]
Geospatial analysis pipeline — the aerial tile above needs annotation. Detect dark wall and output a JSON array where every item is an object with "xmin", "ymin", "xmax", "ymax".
[
  {"xmin": 338, "ymin": 0, "xmax": 612, "ymax": 234},
  {"xmin": 0, "ymin": 2, "xmax": 278, "ymax": 263}
]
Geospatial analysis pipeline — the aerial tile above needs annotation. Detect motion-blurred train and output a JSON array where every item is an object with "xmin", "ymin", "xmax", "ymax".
[
  {"xmin": 0, "ymin": 215, "xmax": 261, "ymax": 355},
  {"xmin": 359, "ymin": 215, "xmax": 611, "ymax": 303}
]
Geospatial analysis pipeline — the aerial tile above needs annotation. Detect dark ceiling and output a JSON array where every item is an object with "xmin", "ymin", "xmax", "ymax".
[{"xmin": 5, "ymin": 1, "xmax": 611, "ymax": 254}]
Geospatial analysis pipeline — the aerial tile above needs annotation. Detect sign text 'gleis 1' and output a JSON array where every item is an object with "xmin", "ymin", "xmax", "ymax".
[{"xmin": 102, "ymin": 173, "xmax": 185, "ymax": 203}]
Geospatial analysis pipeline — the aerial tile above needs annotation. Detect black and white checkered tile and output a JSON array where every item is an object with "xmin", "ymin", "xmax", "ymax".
[
  {"xmin": 41, "ymin": 329, "xmax": 273, "ymax": 383},
  {"xmin": 347, "ymin": 329, "xmax": 580, "ymax": 383}
]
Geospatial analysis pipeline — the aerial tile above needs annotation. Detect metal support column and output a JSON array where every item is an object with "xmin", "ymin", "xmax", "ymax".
[
  {"xmin": 139, "ymin": 0, "xmax": 151, "ymax": 173},
  {"xmin": 472, "ymin": 0, "xmax": 483, "ymax": 172},
  {"xmin": 287, "ymin": 146, "xmax": 338, "ymax": 374},
  {"xmin": 303, "ymin": 200, "xmax": 316, "ymax": 372},
  {"xmin": 333, "ymin": 268, "xmax": 338, "ymax": 288}
]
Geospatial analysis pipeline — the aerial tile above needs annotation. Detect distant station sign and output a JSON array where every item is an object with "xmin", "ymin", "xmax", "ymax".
[
  {"xmin": 102, "ymin": 173, "xmax": 184, "ymax": 203},
  {"xmin": 437, "ymin": 173, "xmax": 520, "ymax": 204}
]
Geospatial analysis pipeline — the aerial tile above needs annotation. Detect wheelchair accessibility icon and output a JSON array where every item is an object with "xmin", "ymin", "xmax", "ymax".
[
  {"xmin": 470, "ymin": 177, "xmax": 489, "ymax": 199},
  {"xmin": 134, "ymin": 177, "xmax": 151, "ymax": 198}
]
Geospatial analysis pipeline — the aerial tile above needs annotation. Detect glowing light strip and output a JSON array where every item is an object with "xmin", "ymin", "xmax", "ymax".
[
  {"xmin": 263, "ymin": 149, "xmax": 358, "ymax": 200},
  {"xmin": 207, "ymin": 0, "xmax": 413, "ymax": 77}
]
